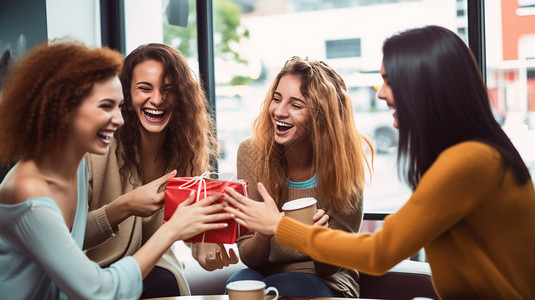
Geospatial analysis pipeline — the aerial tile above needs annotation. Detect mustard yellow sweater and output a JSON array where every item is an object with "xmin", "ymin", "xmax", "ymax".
[{"xmin": 276, "ymin": 141, "xmax": 535, "ymax": 299}]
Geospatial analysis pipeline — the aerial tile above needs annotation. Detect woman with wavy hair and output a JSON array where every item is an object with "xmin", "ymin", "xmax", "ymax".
[
  {"xmin": 225, "ymin": 56, "xmax": 372, "ymax": 298},
  {"xmin": 224, "ymin": 26, "xmax": 535, "ymax": 299},
  {"xmin": 83, "ymin": 43, "xmax": 237, "ymax": 298},
  {"xmin": 0, "ymin": 40, "xmax": 229, "ymax": 300}
]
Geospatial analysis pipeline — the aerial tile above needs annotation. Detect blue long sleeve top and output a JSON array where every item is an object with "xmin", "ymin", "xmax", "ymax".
[{"xmin": 0, "ymin": 159, "xmax": 142, "ymax": 300}]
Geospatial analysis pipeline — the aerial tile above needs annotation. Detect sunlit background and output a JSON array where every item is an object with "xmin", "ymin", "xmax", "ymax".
[{"xmin": 4, "ymin": 0, "xmax": 529, "ymax": 213}]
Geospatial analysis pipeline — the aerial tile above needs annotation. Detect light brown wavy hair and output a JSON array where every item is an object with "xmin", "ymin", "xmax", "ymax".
[
  {"xmin": 117, "ymin": 43, "xmax": 217, "ymax": 183},
  {"xmin": 0, "ymin": 40, "xmax": 123, "ymax": 165},
  {"xmin": 251, "ymin": 56, "xmax": 372, "ymax": 213}
]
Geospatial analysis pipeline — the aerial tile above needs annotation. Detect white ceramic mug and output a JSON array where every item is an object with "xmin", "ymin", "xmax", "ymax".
[
  {"xmin": 282, "ymin": 197, "xmax": 318, "ymax": 225},
  {"xmin": 226, "ymin": 280, "xmax": 279, "ymax": 300}
]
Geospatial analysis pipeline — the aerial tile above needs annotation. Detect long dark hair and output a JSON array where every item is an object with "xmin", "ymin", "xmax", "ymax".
[
  {"xmin": 117, "ymin": 43, "xmax": 217, "ymax": 183},
  {"xmin": 382, "ymin": 25, "xmax": 530, "ymax": 189}
]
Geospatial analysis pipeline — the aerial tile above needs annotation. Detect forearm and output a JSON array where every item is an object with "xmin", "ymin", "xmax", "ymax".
[
  {"xmin": 133, "ymin": 223, "xmax": 176, "ymax": 278},
  {"xmin": 312, "ymin": 203, "xmax": 360, "ymax": 274},
  {"xmin": 104, "ymin": 194, "xmax": 132, "ymax": 228},
  {"xmin": 83, "ymin": 206, "xmax": 117, "ymax": 249},
  {"xmin": 238, "ymin": 233, "xmax": 272, "ymax": 267},
  {"xmin": 83, "ymin": 194, "xmax": 136, "ymax": 250}
]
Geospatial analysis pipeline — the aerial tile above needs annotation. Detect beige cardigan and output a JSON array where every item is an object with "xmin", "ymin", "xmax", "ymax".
[
  {"xmin": 236, "ymin": 138, "xmax": 363, "ymax": 298},
  {"xmin": 83, "ymin": 139, "xmax": 190, "ymax": 295}
]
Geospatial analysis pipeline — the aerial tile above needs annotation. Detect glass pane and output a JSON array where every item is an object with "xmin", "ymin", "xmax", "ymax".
[
  {"xmin": 485, "ymin": 0, "xmax": 535, "ymax": 183},
  {"xmin": 214, "ymin": 0, "xmax": 467, "ymax": 213},
  {"xmin": 124, "ymin": 0, "xmax": 200, "ymax": 73}
]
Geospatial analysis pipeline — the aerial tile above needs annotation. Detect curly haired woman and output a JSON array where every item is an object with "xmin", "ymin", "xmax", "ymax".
[{"xmin": 0, "ymin": 40, "xmax": 229, "ymax": 300}]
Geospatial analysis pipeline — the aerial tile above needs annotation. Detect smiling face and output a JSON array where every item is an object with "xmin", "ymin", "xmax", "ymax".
[
  {"xmin": 268, "ymin": 74, "xmax": 312, "ymax": 149},
  {"xmin": 377, "ymin": 61, "xmax": 398, "ymax": 129},
  {"xmin": 70, "ymin": 76, "xmax": 124, "ymax": 155},
  {"xmin": 130, "ymin": 59, "xmax": 172, "ymax": 135}
]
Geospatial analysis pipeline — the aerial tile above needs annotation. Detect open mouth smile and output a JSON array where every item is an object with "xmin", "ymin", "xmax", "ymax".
[
  {"xmin": 97, "ymin": 130, "xmax": 114, "ymax": 144},
  {"xmin": 142, "ymin": 108, "xmax": 167, "ymax": 122},
  {"xmin": 275, "ymin": 120, "xmax": 294, "ymax": 132}
]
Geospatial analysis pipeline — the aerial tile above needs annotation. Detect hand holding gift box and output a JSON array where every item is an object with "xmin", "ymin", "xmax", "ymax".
[{"xmin": 164, "ymin": 172, "xmax": 249, "ymax": 244}]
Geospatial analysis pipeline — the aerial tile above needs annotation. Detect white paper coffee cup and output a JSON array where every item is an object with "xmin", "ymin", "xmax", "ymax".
[{"xmin": 282, "ymin": 197, "xmax": 318, "ymax": 225}]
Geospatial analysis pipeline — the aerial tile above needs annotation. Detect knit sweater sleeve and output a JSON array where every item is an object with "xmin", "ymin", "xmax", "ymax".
[
  {"xmin": 84, "ymin": 153, "xmax": 117, "ymax": 250},
  {"xmin": 235, "ymin": 139, "xmax": 261, "ymax": 251},
  {"xmin": 236, "ymin": 138, "xmax": 261, "ymax": 202},
  {"xmin": 276, "ymin": 141, "xmax": 503, "ymax": 275}
]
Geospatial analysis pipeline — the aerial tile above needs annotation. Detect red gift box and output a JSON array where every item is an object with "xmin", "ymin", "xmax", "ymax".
[{"xmin": 164, "ymin": 172, "xmax": 249, "ymax": 244}]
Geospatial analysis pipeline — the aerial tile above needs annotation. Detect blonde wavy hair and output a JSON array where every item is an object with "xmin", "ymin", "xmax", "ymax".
[{"xmin": 251, "ymin": 56, "xmax": 372, "ymax": 213}]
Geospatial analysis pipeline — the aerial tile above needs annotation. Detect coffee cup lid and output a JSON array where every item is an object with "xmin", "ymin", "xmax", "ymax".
[{"xmin": 282, "ymin": 197, "xmax": 317, "ymax": 211}]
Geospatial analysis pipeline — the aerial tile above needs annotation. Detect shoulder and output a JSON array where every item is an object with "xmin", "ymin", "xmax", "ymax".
[
  {"xmin": 237, "ymin": 138, "xmax": 260, "ymax": 165},
  {"xmin": 237, "ymin": 138, "xmax": 256, "ymax": 155},
  {"xmin": 0, "ymin": 170, "xmax": 50, "ymax": 205},
  {"xmin": 236, "ymin": 138, "xmax": 260, "ymax": 182},
  {"xmin": 439, "ymin": 141, "xmax": 501, "ymax": 166},
  {"xmin": 427, "ymin": 141, "xmax": 502, "ymax": 183}
]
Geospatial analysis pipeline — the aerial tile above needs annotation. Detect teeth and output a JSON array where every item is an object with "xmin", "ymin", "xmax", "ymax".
[
  {"xmin": 275, "ymin": 121, "xmax": 292, "ymax": 127},
  {"xmin": 98, "ymin": 131, "xmax": 114, "ymax": 141},
  {"xmin": 144, "ymin": 109, "xmax": 164, "ymax": 115}
]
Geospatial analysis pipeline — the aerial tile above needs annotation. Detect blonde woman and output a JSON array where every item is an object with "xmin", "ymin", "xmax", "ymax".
[{"xmin": 226, "ymin": 56, "xmax": 372, "ymax": 298}]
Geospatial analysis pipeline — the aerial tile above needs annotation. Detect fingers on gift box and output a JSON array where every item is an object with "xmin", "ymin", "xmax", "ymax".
[{"xmin": 164, "ymin": 173, "xmax": 250, "ymax": 244}]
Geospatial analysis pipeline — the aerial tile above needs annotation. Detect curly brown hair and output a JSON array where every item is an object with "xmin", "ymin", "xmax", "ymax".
[
  {"xmin": 117, "ymin": 43, "xmax": 217, "ymax": 182},
  {"xmin": 0, "ymin": 40, "xmax": 123, "ymax": 165}
]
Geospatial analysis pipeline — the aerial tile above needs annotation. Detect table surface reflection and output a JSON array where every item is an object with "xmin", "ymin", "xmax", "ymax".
[{"xmin": 144, "ymin": 296, "xmax": 362, "ymax": 300}]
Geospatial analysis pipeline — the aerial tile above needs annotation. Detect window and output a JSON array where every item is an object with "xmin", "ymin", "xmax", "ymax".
[
  {"xmin": 118, "ymin": 0, "xmax": 534, "ymax": 214},
  {"xmin": 518, "ymin": 0, "xmax": 535, "ymax": 8},
  {"xmin": 326, "ymin": 38, "xmax": 361, "ymax": 59},
  {"xmin": 212, "ymin": 0, "xmax": 466, "ymax": 214},
  {"xmin": 486, "ymin": 0, "xmax": 535, "ymax": 181}
]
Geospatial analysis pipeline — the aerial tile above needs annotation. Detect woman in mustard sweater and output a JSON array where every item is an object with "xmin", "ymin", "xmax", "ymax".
[{"xmin": 223, "ymin": 26, "xmax": 535, "ymax": 299}]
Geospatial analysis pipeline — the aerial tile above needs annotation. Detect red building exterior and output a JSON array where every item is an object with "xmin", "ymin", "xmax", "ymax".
[{"xmin": 491, "ymin": 0, "xmax": 535, "ymax": 113}]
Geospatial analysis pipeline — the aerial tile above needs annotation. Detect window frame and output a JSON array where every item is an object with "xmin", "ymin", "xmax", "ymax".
[{"xmin": 101, "ymin": 0, "xmax": 487, "ymax": 174}]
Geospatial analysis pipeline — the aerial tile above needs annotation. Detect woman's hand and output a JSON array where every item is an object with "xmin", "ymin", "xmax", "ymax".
[
  {"xmin": 192, "ymin": 243, "xmax": 239, "ymax": 271},
  {"xmin": 166, "ymin": 191, "xmax": 232, "ymax": 241},
  {"xmin": 124, "ymin": 170, "xmax": 177, "ymax": 217},
  {"xmin": 104, "ymin": 170, "xmax": 177, "ymax": 227},
  {"xmin": 313, "ymin": 209, "xmax": 330, "ymax": 227},
  {"xmin": 134, "ymin": 191, "xmax": 232, "ymax": 279},
  {"xmin": 223, "ymin": 182, "xmax": 283, "ymax": 236}
]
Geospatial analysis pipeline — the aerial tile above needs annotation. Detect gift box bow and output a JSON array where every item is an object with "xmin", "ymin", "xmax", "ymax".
[{"xmin": 164, "ymin": 171, "xmax": 249, "ymax": 243}]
